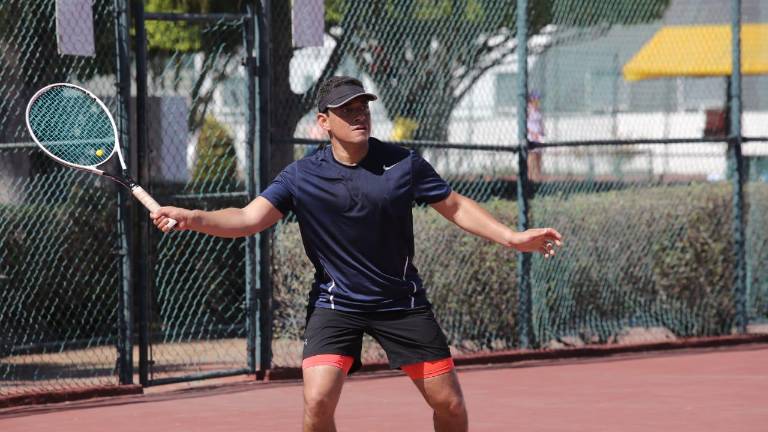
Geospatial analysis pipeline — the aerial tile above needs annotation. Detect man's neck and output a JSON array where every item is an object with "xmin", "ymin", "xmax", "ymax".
[{"xmin": 330, "ymin": 138, "xmax": 369, "ymax": 166}]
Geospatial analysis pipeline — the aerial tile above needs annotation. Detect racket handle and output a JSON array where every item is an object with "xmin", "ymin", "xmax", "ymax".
[{"xmin": 131, "ymin": 185, "xmax": 178, "ymax": 230}]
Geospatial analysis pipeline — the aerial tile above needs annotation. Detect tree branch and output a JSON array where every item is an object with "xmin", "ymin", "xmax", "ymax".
[
  {"xmin": 529, "ymin": 23, "xmax": 612, "ymax": 56},
  {"xmin": 454, "ymin": 41, "xmax": 518, "ymax": 104},
  {"xmin": 188, "ymin": 49, "xmax": 238, "ymax": 132},
  {"xmin": 300, "ymin": 28, "xmax": 348, "ymax": 113}
]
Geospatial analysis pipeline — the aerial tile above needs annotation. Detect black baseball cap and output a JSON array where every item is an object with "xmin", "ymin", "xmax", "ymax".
[{"xmin": 317, "ymin": 76, "xmax": 377, "ymax": 112}]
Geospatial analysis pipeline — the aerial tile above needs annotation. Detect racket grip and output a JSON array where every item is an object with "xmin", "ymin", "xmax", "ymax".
[{"xmin": 131, "ymin": 185, "xmax": 178, "ymax": 230}]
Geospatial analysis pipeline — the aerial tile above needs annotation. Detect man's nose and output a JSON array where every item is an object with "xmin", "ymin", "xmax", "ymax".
[{"xmin": 353, "ymin": 110, "xmax": 368, "ymax": 121}]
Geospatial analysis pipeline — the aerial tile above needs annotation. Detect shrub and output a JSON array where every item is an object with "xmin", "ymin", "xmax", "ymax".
[
  {"xmin": 271, "ymin": 182, "xmax": 768, "ymax": 351},
  {"xmin": 4, "ymin": 179, "xmax": 766, "ymax": 356},
  {"xmin": 191, "ymin": 115, "xmax": 239, "ymax": 191},
  {"xmin": 0, "ymin": 174, "xmax": 119, "ymax": 355}
]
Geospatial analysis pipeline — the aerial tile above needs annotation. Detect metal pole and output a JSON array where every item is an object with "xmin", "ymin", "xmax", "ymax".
[
  {"xmin": 131, "ymin": 0, "xmax": 152, "ymax": 385},
  {"xmin": 244, "ymin": 3, "xmax": 258, "ymax": 375},
  {"xmin": 114, "ymin": 0, "xmax": 133, "ymax": 385},
  {"xmin": 729, "ymin": 0, "xmax": 747, "ymax": 334},
  {"xmin": 256, "ymin": 0, "xmax": 273, "ymax": 378},
  {"xmin": 515, "ymin": 0, "xmax": 533, "ymax": 349}
]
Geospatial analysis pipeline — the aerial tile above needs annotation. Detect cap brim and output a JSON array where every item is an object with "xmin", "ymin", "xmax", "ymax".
[{"xmin": 325, "ymin": 92, "xmax": 378, "ymax": 109}]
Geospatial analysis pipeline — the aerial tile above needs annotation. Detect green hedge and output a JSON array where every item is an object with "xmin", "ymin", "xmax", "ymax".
[
  {"xmin": 189, "ymin": 115, "xmax": 240, "ymax": 193},
  {"xmin": 272, "ymin": 181, "xmax": 768, "ymax": 350},
  {"xmin": 0, "ymin": 176, "xmax": 249, "ymax": 354},
  {"xmin": 0, "ymin": 175, "xmax": 119, "ymax": 355},
  {"xmin": 531, "ymin": 183, "xmax": 734, "ymax": 345},
  {"xmin": 746, "ymin": 181, "xmax": 768, "ymax": 323},
  {"xmin": 3, "ymin": 178, "xmax": 766, "ymax": 355}
]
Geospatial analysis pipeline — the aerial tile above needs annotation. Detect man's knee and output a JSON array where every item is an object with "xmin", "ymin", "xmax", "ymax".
[
  {"xmin": 304, "ymin": 388, "xmax": 339, "ymax": 419},
  {"xmin": 432, "ymin": 394, "xmax": 467, "ymax": 418}
]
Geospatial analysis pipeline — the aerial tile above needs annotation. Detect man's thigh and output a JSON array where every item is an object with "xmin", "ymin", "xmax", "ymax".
[
  {"xmin": 367, "ymin": 307, "xmax": 452, "ymax": 369},
  {"xmin": 302, "ymin": 365, "xmax": 347, "ymax": 404},
  {"xmin": 303, "ymin": 307, "xmax": 366, "ymax": 373}
]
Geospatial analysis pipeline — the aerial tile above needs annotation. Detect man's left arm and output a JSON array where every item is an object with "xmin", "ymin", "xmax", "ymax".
[{"xmin": 430, "ymin": 191, "xmax": 562, "ymax": 257}]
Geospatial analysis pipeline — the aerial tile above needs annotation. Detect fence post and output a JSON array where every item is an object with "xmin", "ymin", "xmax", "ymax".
[
  {"xmin": 256, "ymin": 0, "xmax": 273, "ymax": 377},
  {"xmin": 131, "ymin": 0, "xmax": 152, "ymax": 385},
  {"xmin": 729, "ymin": 0, "xmax": 747, "ymax": 334},
  {"xmin": 244, "ymin": 3, "xmax": 258, "ymax": 375},
  {"xmin": 515, "ymin": 0, "xmax": 534, "ymax": 349},
  {"xmin": 114, "ymin": 0, "xmax": 134, "ymax": 385}
]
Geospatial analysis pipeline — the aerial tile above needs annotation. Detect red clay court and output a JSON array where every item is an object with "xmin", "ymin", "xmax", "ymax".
[{"xmin": 2, "ymin": 344, "xmax": 766, "ymax": 431}]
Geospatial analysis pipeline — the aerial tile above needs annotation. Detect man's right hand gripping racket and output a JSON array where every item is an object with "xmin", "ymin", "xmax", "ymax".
[{"xmin": 25, "ymin": 83, "xmax": 177, "ymax": 230}]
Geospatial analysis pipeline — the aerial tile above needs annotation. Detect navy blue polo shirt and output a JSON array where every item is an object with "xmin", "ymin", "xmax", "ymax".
[{"xmin": 260, "ymin": 138, "xmax": 452, "ymax": 312}]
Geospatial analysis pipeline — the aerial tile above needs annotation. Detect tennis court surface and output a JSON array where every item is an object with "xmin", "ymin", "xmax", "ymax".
[{"xmin": 2, "ymin": 344, "xmax": 766, "ymax": 431}]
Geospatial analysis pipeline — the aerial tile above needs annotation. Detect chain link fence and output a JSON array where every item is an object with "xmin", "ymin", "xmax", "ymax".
[
  {"xmin": 745, "ymin": 140, "xmax": 768, "ymax": 328},
  {"xmin": 527, "ymin": 0, "xmax": 768, "ymax": 348},
  {"xmin": 138, "ymin": 11, "xmax": 255, "ymax": 385},
  {"xmin": 269, "ymin": 0, "xmax": 768, "ymax": 367},
  {"xmin": 2, "ymin": 0, "xmax": 767, "ymax": 400},
  {"xmin": 0, "ymin": 0, "xmax": 124, "ymax": 396}
]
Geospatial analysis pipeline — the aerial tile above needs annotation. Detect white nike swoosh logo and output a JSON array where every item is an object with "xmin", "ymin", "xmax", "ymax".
[{"xmin": 383, "ymin": 162, "xmax": 400, "ymax": 171}]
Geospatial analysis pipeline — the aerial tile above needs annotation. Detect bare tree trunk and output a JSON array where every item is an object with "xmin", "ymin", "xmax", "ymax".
[{"xmin": 267, "ymin": 0, "xmax": 303, "ymax": 180}]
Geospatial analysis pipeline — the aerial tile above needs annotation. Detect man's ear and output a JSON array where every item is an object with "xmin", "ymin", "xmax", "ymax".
[{"xmin": 316, "ymin": 112, "xmax": 331, "ymax": 131}]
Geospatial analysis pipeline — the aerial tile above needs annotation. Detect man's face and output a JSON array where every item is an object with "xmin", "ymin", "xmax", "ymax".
[{"xmin": 318, "ymin": 98, "xmax": 371, "ymax": 145}]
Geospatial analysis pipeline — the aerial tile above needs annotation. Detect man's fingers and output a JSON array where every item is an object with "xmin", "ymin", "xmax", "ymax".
[
  {"xmin": 151, "ymin": 207, "xmax": 174, "ymax": 219},
  {"xmin": 542, "ymin": 240, "xmax": 558, "ymax": 257},
  {"xmin": 538, "ymin": 228, "xmax": 562, "ymax": 241},
  {"xmin": 149, "ymin": 207, "xmax": 183, "ymax": 233},
  {"xmin": 544, "ymin": 240, "xmax": 561, "ymax": 249},
  {"xmin": 523, "ymin": 229, "xmax": 563, "ymax": 256},
  {"xmin": 542, "ymin": 231, "xmax": 562, "ymax": 246},
  {"xmin": 153, "ymin": 215, "xmax": 173, "ymax": 230}
]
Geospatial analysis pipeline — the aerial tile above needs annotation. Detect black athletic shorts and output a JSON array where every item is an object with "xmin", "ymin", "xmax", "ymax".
[{"xmin": 302, "ymin": 306, "xmax": 452, "ymax": 375}]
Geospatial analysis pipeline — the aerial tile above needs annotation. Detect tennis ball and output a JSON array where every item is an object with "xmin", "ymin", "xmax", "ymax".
[{"xmin": 95, "ymin": 149, "xmax": 104, "ymax": 157}]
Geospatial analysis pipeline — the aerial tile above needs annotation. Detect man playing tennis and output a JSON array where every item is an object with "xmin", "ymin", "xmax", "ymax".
[{"xmin": 151, "ymin": 76, "xmax": 562, "ymax": 432}]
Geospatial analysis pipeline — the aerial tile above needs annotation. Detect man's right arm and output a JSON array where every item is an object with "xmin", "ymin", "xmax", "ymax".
[{"xmin": 151, "ymin": 196, "xmax": 284, "ymax": 237}]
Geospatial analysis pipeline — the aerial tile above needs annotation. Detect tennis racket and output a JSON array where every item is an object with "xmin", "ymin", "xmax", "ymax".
[{"xmin": 25, "ymin": 83, "xmax": 176, "ymax": 230}]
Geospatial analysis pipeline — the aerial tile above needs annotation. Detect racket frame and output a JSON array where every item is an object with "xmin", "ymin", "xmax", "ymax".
[
  {"xmin": 26, "ymin": 82, "xmax": 177, "ymax": 229},
  {"xmin": 26, "ymin": 83, "xmax": 127, "ymax": 175}
]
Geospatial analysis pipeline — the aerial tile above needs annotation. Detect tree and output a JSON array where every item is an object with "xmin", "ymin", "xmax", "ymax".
[
  {"xmin": 138, "ymin": 1, "xmax": 670, "ymax": 178},
  {"xmin": 0, "ymin": 0, "xmax": 117, "ymax": 144},
  {"xmin": 266, "ymin": 0, "xmax": 669, "ymax": 176},
  {"xmin": 144, "ymin": 0, "xmax": 247, "ymax": 133},
  {"xmin": 191, "ymin": 115, "xmax": 239, "ymax": 189}
]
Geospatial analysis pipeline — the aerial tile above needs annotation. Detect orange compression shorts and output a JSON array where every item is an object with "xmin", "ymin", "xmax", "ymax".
[
  {"xmin": 302, "ymin": 355, "xmax": 454, "ymax": 379},
  {"xmin": 401, "ymin": 357, "xmax": 455, "ymax": 380},
  {"xmin": 302, "ymin": 354, "xmax": 355, "ymax": 375}
]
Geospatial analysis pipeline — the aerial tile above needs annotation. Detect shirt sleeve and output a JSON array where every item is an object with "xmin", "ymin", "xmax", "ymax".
[
  {"xmin": 259, "ymin": 162, "xmax": 296, "ymax": 214},
  {"xmin": 411, "ymin": 151, "xmax": 452, "ymax": 204}
]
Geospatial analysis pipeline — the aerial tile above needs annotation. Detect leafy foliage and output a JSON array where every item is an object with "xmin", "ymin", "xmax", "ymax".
[
  {"xmin": 0, "ymin": 0, "xmax": 118, "ymax": 143},
  {"xmin": 191, "ymin": 115, "xmax": 239, "ymax": 190},
  {"xmin": 306, "ymin": 0, "xmax": 671, "ymax": 141},
  {"xmin": 0, "ymin": 172, "xmax": 119, "ymax": 354},
  {"xmin": 271, "ymin": 182, "xmax": 766, "ymax": 352},
  {"xmin": 144, "ymin": 0, "xmax": 245, "ymax": 52}
]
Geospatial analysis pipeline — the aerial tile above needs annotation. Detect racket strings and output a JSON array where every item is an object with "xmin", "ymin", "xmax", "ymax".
[{"xmin": 28, "ymin": 86, "xmax": 116, "ymax": 167}]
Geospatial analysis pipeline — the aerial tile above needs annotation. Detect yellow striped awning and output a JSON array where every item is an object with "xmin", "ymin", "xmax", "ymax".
[{"xmin": 623, "ymin": 23, "xmax": 768, "ymax": 81}]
